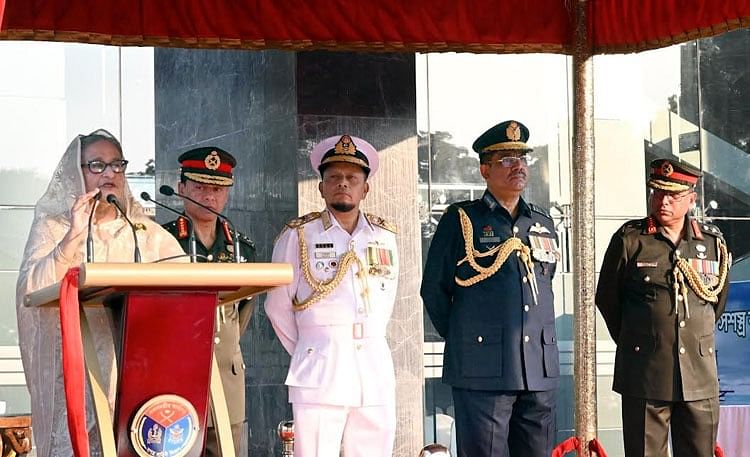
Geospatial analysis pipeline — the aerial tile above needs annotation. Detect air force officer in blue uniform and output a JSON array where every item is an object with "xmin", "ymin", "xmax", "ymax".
[{"xmin": 421, "ymin": 120, "xmax": 560, "ymax": 457}]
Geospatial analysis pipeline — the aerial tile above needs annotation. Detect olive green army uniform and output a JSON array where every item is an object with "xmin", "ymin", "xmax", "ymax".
[
  {"xmin": 163, "ymin": 216, "xmax": 256, "ymax": 456},
  {"xmin": 596, "ymin": 215, "xmax": 730, "ymax": 457}
]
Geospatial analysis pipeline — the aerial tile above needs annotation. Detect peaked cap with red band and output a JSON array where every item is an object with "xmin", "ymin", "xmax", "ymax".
[
  {"xmin": 179, "ymin": 146, "xmax": 236, "ymax": 186},
  {"xmin": 648, "ymin": 158, "xmax": 701, "ymax": 193}
]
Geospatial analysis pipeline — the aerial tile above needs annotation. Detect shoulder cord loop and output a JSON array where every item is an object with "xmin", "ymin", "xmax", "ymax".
[
  {"xmin": 292, "ymin": 226, "xmax": 369, "ymax": 312},
  {"xmin": 455, "ymin": 208, "xmax": 538, "ymax": 304},
  {"xmin": 672, "ymin": 238, "xmax": 731, "ymax": 318}
]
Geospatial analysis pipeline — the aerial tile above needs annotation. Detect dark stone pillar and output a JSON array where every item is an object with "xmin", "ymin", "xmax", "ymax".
[{"xmin": 154, "ymin": 48, "xmax": 298, "ymax": 456}]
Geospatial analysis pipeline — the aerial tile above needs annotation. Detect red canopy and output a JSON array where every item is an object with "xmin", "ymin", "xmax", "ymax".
[{"xmin": 1, "ymin": 0, "xmax": 749, "ymax": 54}]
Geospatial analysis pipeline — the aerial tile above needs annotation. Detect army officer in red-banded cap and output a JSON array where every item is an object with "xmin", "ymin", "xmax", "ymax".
[
  {"xmin": 596, "ymin": 158, "xmax": 731, "ymax": 457},
  {"xmin": 162, "ymin": 146, "xmax": 256, "ymax": 457}
]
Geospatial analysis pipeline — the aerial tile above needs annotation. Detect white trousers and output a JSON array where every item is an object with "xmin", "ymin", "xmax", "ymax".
[{"xmin": 292, "ymin": 402, "xmax": 396, "ymax": 457}]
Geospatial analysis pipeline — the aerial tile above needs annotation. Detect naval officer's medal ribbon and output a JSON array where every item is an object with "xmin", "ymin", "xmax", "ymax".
[{"xmin": 367, "ymin": 242, "xmax": 394, "ymax": 278}]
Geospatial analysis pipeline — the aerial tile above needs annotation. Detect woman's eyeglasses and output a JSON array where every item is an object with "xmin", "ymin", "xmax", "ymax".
[{"xmin": 81, "ymin": 160, "xmax": 129, "ymax": 174}]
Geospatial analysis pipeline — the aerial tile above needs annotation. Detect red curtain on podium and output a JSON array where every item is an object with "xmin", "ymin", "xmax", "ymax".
[{"xmin": 1, "ymin": 0, "xmax": 750, "ymax": 54}]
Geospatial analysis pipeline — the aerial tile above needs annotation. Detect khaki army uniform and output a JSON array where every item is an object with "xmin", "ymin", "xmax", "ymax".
[{"xmin": 163, "ymin": 216, "xmax": 256, "ymax": 456}]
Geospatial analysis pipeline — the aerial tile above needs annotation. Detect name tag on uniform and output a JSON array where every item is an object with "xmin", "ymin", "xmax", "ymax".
[
  {"xmin": 636, "ymin": 261, "xmax": 658, "ymax": 268},
  {"xmin": 314, "ymin": 243, "xmax": 336, "ymax": 259}
]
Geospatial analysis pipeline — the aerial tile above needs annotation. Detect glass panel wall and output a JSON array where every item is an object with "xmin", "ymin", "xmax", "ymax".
[{"xmin": 0, "ymin": 42, "xmax": 155, "ymax": 415}]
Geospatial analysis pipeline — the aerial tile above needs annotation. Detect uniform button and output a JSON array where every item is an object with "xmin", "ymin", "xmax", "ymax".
[
  {"xmin": 516, "ymin": 251, "xmax": 521, "ymax": 257},
  {"xmin": 675, "ymin": 249, "xmax": 681, "ymax": 256},
  {"xmin": 522, "ymin": 277, "xmax": 528, "ymax": 283},
  {"xmin": 207, "ymin": 254, "xmax": 214, "ymax": 261},
  {"xmin": 634, "ymin": 346, "xmax": 640, "ymax": 352},
  {"xmin": 214, "ymin": 337, "xmax": 221, "ymax": 344},
  {"xmin": 477, "ymin": 336, "xmax": 483, "ymax": 343},
  {"xmin": 307, "ymin": 348, "xmax": 314, "ymax": 354},
  {"xmin": 356, "ymin": 344, "xmax": 362, "ymax": 350},
  {"xmin": 513, "ymin": 226, "xmax": 520, "ymax": 234},
  {"xmin": 679, "ymin": 347, "xmax": 686, "ymax": 355},
  {"xmin": 643, "ymin": 276, "xmax": 650, "ymax": 282},
  {"xmin": 524, "ymin": 305, "xmax": 530, "ymax": 312},
  {"xmin": 241, "ymin": 363, "xmax": 246, "ymax": 370},
  {"xmin": 523, "ymin": 335, "xmax": 530, "ymax": 343},
  {"xmin": 679, "ymin": 321, "xmax": 686, "ymax": 328},
  {"xmin": 677, "ymin": 295, "xmax": 684, "ymax": 302},
  {"xmin": 709, "ymin": 347, "xmax": 714, "ymax": 354},
  {"xmin": 357, "ymin": 307, "xmax": 365, "ymax": 314}
]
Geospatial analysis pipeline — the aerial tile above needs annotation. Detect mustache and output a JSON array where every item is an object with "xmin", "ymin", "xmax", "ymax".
[{"xmin": 510, "ymin": 171, "xmax": 527, "ymax": 178}]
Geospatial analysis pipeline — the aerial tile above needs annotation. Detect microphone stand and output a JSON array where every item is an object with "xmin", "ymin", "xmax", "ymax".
[
  {"xmin": 86, "ymin": 191, "xmax": 101, "ymax": 263},
  {"xmin": 141, "ymin": 191, "xmax": 198, "ymax": 263},
  {"xmin": 160, "ymin": 185, "xmax": 241, "ymax": 263},
  {"xmin": 106, "ymin": 194, "xmax": 142, "ymax": 263}
]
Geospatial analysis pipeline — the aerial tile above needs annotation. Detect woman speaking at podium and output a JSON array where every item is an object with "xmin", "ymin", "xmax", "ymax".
[{"xmin": 15, "ymin": 129, "xmax": 184, "ymax": 457}]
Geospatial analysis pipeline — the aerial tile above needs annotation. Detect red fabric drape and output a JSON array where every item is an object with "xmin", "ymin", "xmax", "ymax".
[
  {"xmin": 60, "ymin": 267, "xmax": 90, "ymax": 457},
  {"xmin": 551, "ymin": 436, "xmax": 609, "ymax": 457},
  {"xmin": 2, "ymin": 0, "xmax": 749, "ymax": 54}
]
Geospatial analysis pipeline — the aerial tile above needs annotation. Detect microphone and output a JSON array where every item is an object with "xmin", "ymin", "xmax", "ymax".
[
  {"xmin": 141, "ymin": 191, "xmax": 198, "ymax": 263},
  {"xmin": 85, "ymin": 191, "xmax": 101, "ymax": 262},
  {"xmin": 160, "ymin": 185, "xmax": 241, "ymax": 263},
  {"xmin": 106, "ymin": 194, "xmax": 142, "ymax": 263}
]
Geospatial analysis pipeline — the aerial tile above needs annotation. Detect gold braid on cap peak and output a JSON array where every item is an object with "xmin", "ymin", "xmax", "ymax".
[
  {"xmin": 648, "ymin": 178, "xmax": 692, "ymax": 193},
  {"xmin": 455, "ymin": 208, "xmax": 538, "ymax": 304},
  {"xmin": 292, "ymin": 226, "xmax": 370, "ymax": 312},
  {"xmin": 672, "ymin": 238, "xmax": 731, "ymax": 318}
]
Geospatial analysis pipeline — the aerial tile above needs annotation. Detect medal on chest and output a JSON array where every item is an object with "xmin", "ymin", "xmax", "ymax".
[
  {"xmin": 366, "ymin": 242, "xmax": 395, "ymax": 279},
  {"xmin": 528, "ymin": 223, "xmax": 559, "ymax": 264}
]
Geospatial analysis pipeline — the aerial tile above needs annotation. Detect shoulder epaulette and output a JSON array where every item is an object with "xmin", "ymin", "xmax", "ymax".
[
  {"xmin": 365, "ymin": 213, "xmax": 398, "ymax": 234},
  {"xmin": 619, "ymin": 217, "xmax": 648, "ymax": 235},
  {"xmin": 696, "ymin": 220, "xmax": 723, "ymax": 238},
  {"xmin": 237, "ymin": 231, "xmax": 256, "ymax": 249},
  {"xmin": 529, "ymin": 203, "xmax": 552, "ymax": 220},
  {"xmin": 286, "ymin": 211, "xmax": 322, "ymax": 229}
]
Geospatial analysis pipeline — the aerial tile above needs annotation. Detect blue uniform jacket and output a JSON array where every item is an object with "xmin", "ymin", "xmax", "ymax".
[{"xmin": 421, "ymin": 191, "xmax": 560, "ymax": 392}]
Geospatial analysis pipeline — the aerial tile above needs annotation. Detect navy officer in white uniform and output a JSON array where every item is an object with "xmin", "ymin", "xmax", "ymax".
[{"xmin": 265, "ymin": 134, "xmax": 399, "ymax": 457}]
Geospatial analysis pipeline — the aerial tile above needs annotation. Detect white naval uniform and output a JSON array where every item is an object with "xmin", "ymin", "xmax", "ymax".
[{"xmin": 265, "ymin": 209, "xmax": 399, "ymax": 457}]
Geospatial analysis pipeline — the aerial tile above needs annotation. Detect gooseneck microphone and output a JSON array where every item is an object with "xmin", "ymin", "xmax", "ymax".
[
  {"xmin": 85, "ymin": 191, "xmax": 101, "ymax": 262},
  {"xmin": 106, "ymin": 194, "xmax": 142, "ymax": 263},
  {"xmin": 141, "ymin": 191, "xmax": 198, "ymax": 263},
  {"xmin": 159, "ymin": 185, "xmax": 241, "ymax": 263}
]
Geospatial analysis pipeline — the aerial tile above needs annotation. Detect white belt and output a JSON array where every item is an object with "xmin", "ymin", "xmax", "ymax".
[{"xmin": 298, "ymin": 323, "xmax": 386, "ymax": 340}]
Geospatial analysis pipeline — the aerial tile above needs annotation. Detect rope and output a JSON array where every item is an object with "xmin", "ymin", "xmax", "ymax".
[
  {"xmin": 292, "ymin": 226, "xmax": 368, "ymax": 312},
  {"xmin": 455, "ymin": 208, "xmax": 537, "ymax": 303},
  {"xmin": 672, "ymin": 238, "xmax": 730, "ymax": 316},
  {"xmin": 551, "ymin": 437, "xmax": 608, "ymax": 457}
]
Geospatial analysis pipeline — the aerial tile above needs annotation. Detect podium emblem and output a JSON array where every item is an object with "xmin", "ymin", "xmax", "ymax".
[{"xmin": 130, "ymin": 394, "xmax": 200, "ymax": 457}]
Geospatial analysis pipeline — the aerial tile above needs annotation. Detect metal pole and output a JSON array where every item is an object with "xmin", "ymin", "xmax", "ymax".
[{"xmin": 572, "ymin": 0, "xmax": 598, "ymax": 455}]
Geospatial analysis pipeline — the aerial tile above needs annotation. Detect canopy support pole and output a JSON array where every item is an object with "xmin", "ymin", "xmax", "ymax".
[{"xmin": 572, "ymin": 0, "xmax": 598, "ymax": 455}]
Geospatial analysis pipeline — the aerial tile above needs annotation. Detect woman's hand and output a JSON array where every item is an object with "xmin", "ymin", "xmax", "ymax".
[{"xmin": 59, "ymin": 188, "xmax": 101, "ymax": 256}]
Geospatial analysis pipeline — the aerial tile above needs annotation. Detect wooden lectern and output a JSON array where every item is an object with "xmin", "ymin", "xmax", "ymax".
[{"xmin": 24, "ymin": 262, "xmax": 293, "ymax": 457}]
